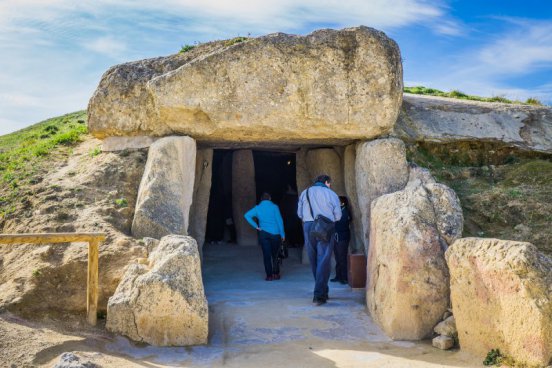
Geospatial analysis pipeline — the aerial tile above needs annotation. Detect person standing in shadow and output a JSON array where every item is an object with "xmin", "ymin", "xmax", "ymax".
[
  {"xmin": 244, "ymin": 192, "xmax": 286, "ymax": 281},
  {"xmin": 331, "ymin": 196, "xmax": 351, "ymax": 285}
]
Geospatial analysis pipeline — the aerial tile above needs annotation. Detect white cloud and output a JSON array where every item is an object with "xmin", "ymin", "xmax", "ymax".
[{"xmin": 85, "ymin": 36, "xmax": 127, "ymax": 58}]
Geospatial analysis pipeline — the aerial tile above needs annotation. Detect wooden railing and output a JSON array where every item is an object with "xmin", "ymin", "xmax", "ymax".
[{"xmin": 0, "ymin": 232, "xmax": 106, "ymax": 326}]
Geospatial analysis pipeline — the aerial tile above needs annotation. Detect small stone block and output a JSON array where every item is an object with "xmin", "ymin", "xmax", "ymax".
[{"xmin": 433, "ymin": 335, "xmax": 454, "ymax": 350}]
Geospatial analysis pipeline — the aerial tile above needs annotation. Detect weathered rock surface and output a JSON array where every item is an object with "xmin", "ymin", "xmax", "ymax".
[
  {"xmin": 367, "ymin": 171, "xmax": 463, "ymax": 340},
  {"xmin": 189, "ymin": 148, "xmax": 213, "ymax": 255},
  {"xmin": 343, "ymin": 144, "xmax": 364, "ymax": 253},
  {"xmin": 395, "ymin": 94, "xmax": 552, "ymax": 154},
  {"xmin": 132, "ymin": 136, "xmax": 196, "ymax": 239},
  {"xmin": 88, "ymin": 27, "xmax": 403, "ymax": 145},
  {"xmin": 232, "ymin": 150, "xmax": 258, "ymax": 246},
  {"xmin": 53, "ymin": 352, "xmax": 98, "ymax": 368},
  {"xmin": 355, "ymin": 138, "xmax": 409, "ymax": 253},
  {"xmin": 432, "ymin": 335, "xmax": 454, "ymax": 350},
  {"xmin": 434, "ymin": 315, "xmax": 457, "ymax": 338},
  {"xmin": 306, "ymin": 148, "xmax": 345, "ymax": 195},
  {"xmin": 445, "ymin": 238, "xmax": 552, "ymax": 367},
  {"xmin": 107, "ymin": 235, "xmax": 208, "ymax": 346}
]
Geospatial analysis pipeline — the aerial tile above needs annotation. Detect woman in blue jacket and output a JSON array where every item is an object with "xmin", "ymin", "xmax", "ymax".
[{"xmin": 244, "ymin": 192, "xmax": 286, "ymax": 281}]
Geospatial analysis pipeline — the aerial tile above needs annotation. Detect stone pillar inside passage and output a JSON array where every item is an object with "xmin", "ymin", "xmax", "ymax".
[
  {"xmin": 132, "ymin": 136, "xmax": 196, "ymax": 240},
  {"xmin": 232, "ymin": 150, "xmax": 258, "ymax": 246},
  {"xmin": 343, "ymin": 144, "xmax": 364, "ymax": 254},
  {"xmin": 306, "ymin": 148, "xmax": 345, "ymax": 196},
  {"xmin": 355, "ymin": 138, "xmax": 409, "ymax": 254},
  {"xmin": 189, "ymin": 148, "xmax": 213, "ymax": 258}
]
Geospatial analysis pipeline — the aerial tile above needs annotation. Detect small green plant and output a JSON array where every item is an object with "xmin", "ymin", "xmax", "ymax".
[
  {"xmin": 115, "ymin": 198, "xmax": 128, "ymax": 208},
  {"xmin": 179, "ymin": 44, "xmax": 195, "ymax": 53},
  {"xmin": 224, "ymin": 36, "xmax": 249, "ymax": 47},
  {"xmin": 526, "ymin": 97, "xmax": 542, "ymax": 105},
  {"xmin": 483, "ymin": 348, "xmax": 505, "ymax": 366},
  {"xmin": 89, "ymin": 146, "xmax": 101, "ymax": 157},
  {"xmin": 32, "ymin": 269, "xmax": 41, "ymax": 277},
  {"xmin": 508, "ymin": 188, "xmax": 523, "ymax": 198}
]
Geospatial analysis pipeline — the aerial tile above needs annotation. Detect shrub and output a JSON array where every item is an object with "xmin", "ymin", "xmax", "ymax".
[
  {"xmin": 526, "ymin": 97, "xmax": 543, "ymax": 105},
  {"xmin": 89, "ymin": 146, "xmax": 101, "ymax": 157},
  {"xmin": 179, "ymin": 44, "xmax": 195, "ymax": 53},
  {"xmin": 115, "ymin": 198, "xmax": 128, "ymax": 208},
  {"xmin": 224, "ymin": 37, "xmax": 249, "ymax": 47}
]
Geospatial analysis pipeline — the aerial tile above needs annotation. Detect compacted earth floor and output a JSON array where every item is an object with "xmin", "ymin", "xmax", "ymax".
[{"xmin": 1, "ymin": 243, "xmax": 481, "ymax": 367}]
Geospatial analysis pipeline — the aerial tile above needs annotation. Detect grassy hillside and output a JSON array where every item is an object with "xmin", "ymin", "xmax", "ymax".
[
  {"xmin": 408, "ymin": 143, "xmax": 552, "ymax": 255},
  {"xmin": 404, "ymin": 86, "xmax": 543, "ymax": 105},
  {"xmin": 0, "ymin": 111, "xmax": 88, "ymax": 219}
]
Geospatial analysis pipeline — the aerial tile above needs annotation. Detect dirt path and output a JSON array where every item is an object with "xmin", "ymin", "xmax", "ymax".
[{"xmin": 1, "ymin": 243, "xmax": 482, "ymax": 367}]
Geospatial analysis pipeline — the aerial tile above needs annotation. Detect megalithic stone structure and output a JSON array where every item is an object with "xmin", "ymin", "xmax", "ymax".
[{"xmin": 232, "ymin": 150, "xmax": 258, "ymax": 246}]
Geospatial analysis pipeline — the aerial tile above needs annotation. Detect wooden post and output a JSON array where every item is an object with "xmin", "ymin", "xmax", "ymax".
[
  {"xmin": 0, "ymin": 232, "xmax": 105, "ymax": 326},
  {"xmin": 87, "ymin": 239, "xmax": 99, "ymax": 326}
]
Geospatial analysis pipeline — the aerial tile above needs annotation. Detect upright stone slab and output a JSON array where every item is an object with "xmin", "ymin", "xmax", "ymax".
[
  {"xmin": 107, "ymin": 235, "xmax": 208, "ymax": 346},
  {"xmin": 296, "ymin": 148, "xmax": 310, "ymax": 193},
  {"xmin": 343, "ymin": 144, "xmax": 364, "ymax": 254},
  {"xmin": 189, "ymin": 148, "xmax": 213, "ymax": 256},
  {"xmin": 132, "ymin": 136, "xmax": 196, "ymax": 239},
  {"xmin": 367, "ymin": 171, "xmax": 463, "ymax": 340},
  {"xmin": 306, "ymin": 148, "xmax": 345, "ymax": 196},
  {"xmin": 232, "ymin": 150, "xmax": 258, "ymax": 246},
  {"xmin": 355, "ymin": 138, "xmax": 409, "ymax": 253},
  {"xmin": 446, "ymin": 238, "xmax": 552, "ymax": 367}
]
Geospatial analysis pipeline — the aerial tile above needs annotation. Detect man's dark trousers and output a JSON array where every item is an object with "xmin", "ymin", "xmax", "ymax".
[
  {"xmin": 259, "ymin": 230, "xmax": 281, "ymax": 276},
  {"xmin": 303, "ymin": 221, "xmax": 334, "ymax": 300}
]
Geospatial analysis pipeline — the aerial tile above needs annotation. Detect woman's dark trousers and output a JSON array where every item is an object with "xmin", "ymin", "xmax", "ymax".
[
  {"xmin": 259, "ymin": 231, "xmax": 281, "ymax": 276},
  {"xmin": 334, "ymin": 239, "xmax": 349, "ymax": 282}
]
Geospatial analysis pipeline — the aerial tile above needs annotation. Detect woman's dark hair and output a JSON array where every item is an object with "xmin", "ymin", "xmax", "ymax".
[
  {"xmin": 260, "ymin": 192, "xmax": 271, "ymax": 201},
  {"xmin": 339, "ymin": 196, "xmax": 349, "ymax": 206},
  {"xmin": 315, "ymin": 174, "xmax": 331, "ymax": 184}
]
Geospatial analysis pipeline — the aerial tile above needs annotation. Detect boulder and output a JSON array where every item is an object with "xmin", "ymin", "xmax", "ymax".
[
  {"xmin": 107, "ymin": 235, "xmax": 208, "ymax": 346},
  {"xmin": 88, "ymin": 27, "xmax": 403, "ymax": 145},
  {"xmin": 433, "ymin": 335, "xmax": 454, "ymax": 350},
  {"xmin": 434, "ymin": 315, "xmax": 457, "ymax": 338},
  {"xmin": 445, "ymin": 238, "xmax": 552, "ymax": 367},
  {"xmin": 132, "ymin": 136, "xmax": 196, "ymax": 239},
  {"xmin": 367, "ymin": 171, "xmax": 463, "ymax": 340},
  {"xmin": 355, "ymin": 138, "xmax": 409, "ymax": 253},
  {"xmin": 395, "ymin": 94, "xmax": 552, "ymax": 154},
  {"xmin": 53, "ymin": 352, "xmax": 97, "ymax": 368}
]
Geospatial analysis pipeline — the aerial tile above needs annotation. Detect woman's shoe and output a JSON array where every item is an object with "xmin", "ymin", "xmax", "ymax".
[
  {"xmin": 273, "ymin": 274, "xmax": 280, "ymax": 280},
  {"xmin": 330, "ymin": 277, "xmax": 339, "ymax": 282},
  {"xmin": 265, "ymin": 275, "xmax": 273, "ymax": 281}
]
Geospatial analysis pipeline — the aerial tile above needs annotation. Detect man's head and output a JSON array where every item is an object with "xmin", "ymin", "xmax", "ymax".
[
  {"xmin": 261, "ymin": 192, "xmax": 272, "ymax": 201},
  {"xmin": 315, "ymin": 174, "xmax": 332, "ymax": 188}
]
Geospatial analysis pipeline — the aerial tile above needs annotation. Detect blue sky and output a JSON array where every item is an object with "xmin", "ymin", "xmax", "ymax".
[{"xmin": 0, "ymin": 0, "xmax": 551, "ymax": 135}]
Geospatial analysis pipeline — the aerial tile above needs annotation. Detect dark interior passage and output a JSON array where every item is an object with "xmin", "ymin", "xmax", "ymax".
[
  {"xmin": 205, "ymin": 149, "xmax": 303, "ymax": 246},
  {"xmin": 253, "ymin": 151, "xmax": 303, "ymax": 246}
]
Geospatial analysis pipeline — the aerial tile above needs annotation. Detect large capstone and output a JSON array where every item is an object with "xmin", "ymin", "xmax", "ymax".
[
  {"xmin": 106, "ymin": 235, "xmax": 208, "ymax": 346},
  {"xmin": 88, "ymin": 26, "xmax": 403, "ymax": 145},
  {"xmin": 446, "ymin": 238, "xmax": 552, "ymax": 367},
  {"xmin": 367, "ymin": 169, "xmax": 463, "ymax": 340},
  {"xmin": 132, "ymin": 136, "xmax": 196, "ymax": 239}
]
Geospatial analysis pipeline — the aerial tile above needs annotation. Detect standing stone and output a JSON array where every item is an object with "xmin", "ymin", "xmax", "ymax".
[
  {"xmin": 445, "ymin": 238, "xmax": 552, "ymax": 367},
  {"xmin": 107, "ymin": 235, "xmax": 208, "ymax": 346},
  {"xmin": 132, "ymin": 136, "xmax": 196, "ymax": 239},
  {"xmin": 367, "ymin": 172, "xmax": 463, "ymax": 340},
  {"xmin": 355, "ymin": 138, "xmax": 409, "ymax": 253},
  {"xmin": 189, "ymin": 148, "xmax": 213, "ymax": 257},
  {"xmin": 232, "ymin": 150, "xmax": 257, "ymax": 246},
  {"xmin": 344, "ymin": 144, "xmax": 364, "ymax": 254},
  {"xmin": 433, "ymin": 335, "xmax": 454, "ymax": 350},
  {"xmin": 306, "ymin": 148, "xmax": 345, "ymax": 196},
  {"xmin": 296, "ymin": 148, "xmax": 310, "ymax": 193}
]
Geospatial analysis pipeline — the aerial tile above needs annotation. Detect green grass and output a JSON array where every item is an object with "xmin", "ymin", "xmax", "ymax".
[
  {"xmin": 0, "ymin": 111, "xmax": 88, "ymax": 219},
  {"xmin": 404, "ymin": 86, "xmax": 544, "ymax": 106}
]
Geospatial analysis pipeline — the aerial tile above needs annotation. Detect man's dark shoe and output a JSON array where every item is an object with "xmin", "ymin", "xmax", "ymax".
[
  {"xmin": 313, "ymin": 297, "xmax": 327, "ymax": 306},
  {"xmin": 273, "ymin": 274, "xmax": 280, "ymax": 280},
  {"xmin": 265, "ymin": 275, "xmax": 273, "ymax": 281},
  {"xmin": 339, "ymin": 279, "xmax": 348, "ymax": 285},
  {"xmin": 330, "ymin": 277, "xmax": 339, "ymax": 282}
]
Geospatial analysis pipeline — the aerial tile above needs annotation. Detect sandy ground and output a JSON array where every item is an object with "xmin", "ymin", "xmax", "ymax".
[{"xmin": 1, "ymin": 244, "xmax": 483, "ymax": 367}]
